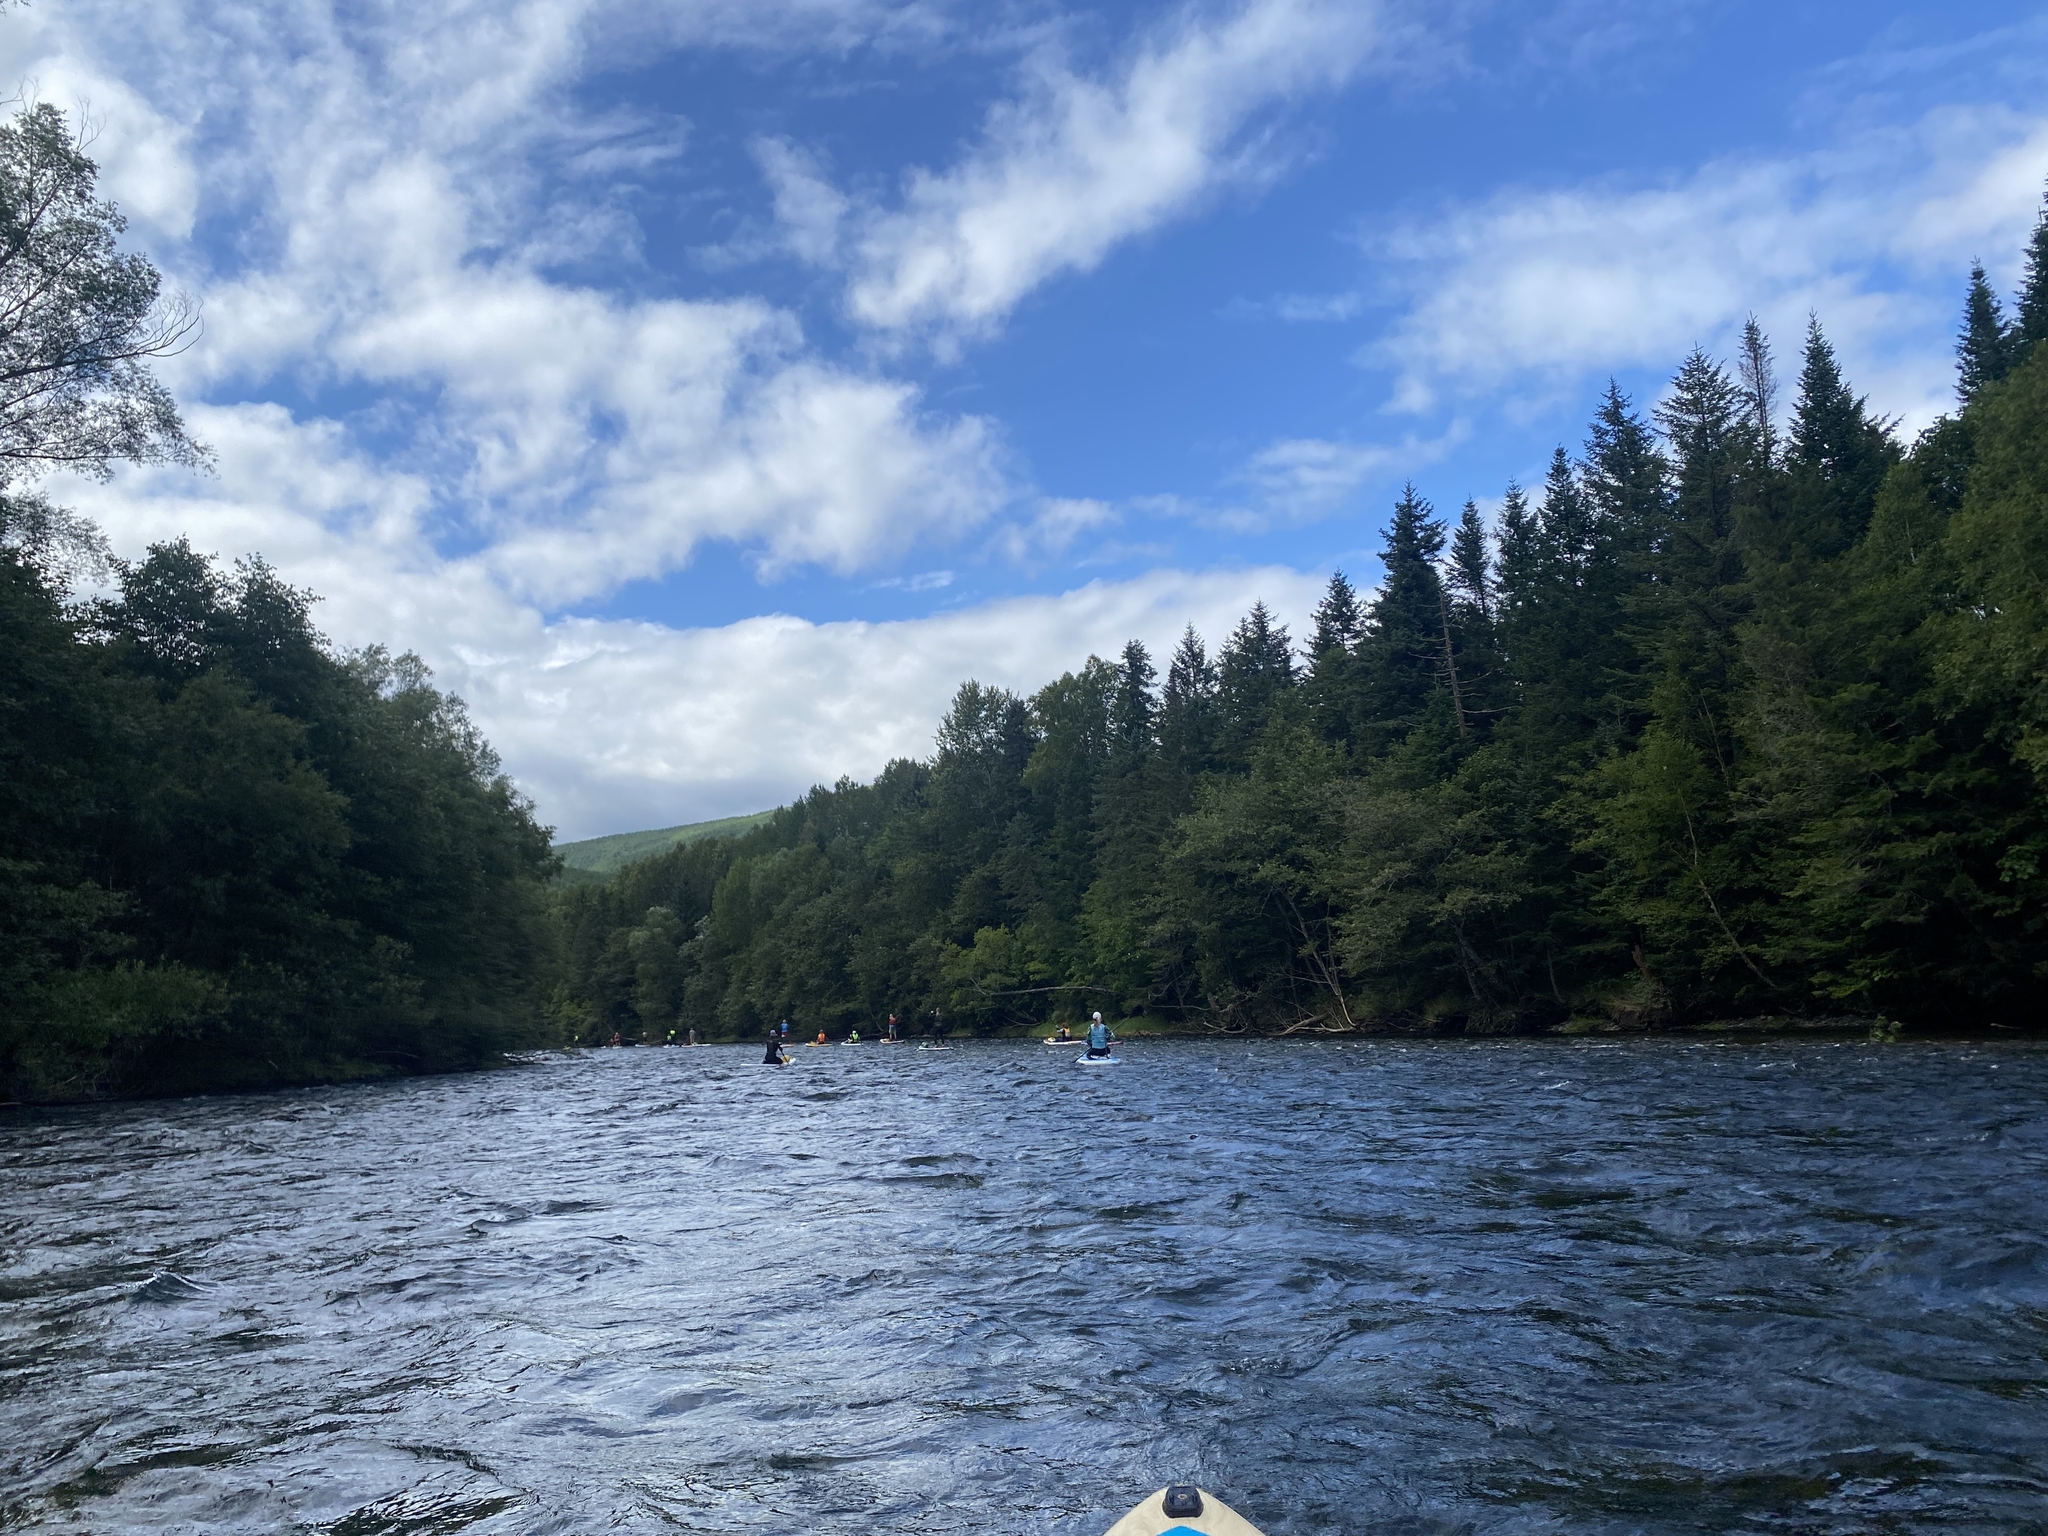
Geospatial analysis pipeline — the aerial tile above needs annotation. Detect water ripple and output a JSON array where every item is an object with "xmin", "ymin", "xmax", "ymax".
[{"xmin": 1, "ymin": 1039, "xmax": 2044, "ymax": 1533}]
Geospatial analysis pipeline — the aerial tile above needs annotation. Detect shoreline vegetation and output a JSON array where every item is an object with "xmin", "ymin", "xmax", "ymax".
[
  {"xmin": 542, "ymin": 216, "xmax": 2048, "ymax": 1062},
  {"xmin": 3, "ymin": 102, "xmax": 2046, "ymax": 1102}
]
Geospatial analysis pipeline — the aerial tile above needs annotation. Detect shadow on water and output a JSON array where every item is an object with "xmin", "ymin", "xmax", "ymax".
[{"xmin": 2, "ymin": 1038, "xmax": 2046, "ymax": 1534}]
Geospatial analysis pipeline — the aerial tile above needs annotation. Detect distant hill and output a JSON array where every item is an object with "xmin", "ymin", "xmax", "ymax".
[{"xmin": 553, "ymin": 810, "xmax": 775, "ymax": 881}]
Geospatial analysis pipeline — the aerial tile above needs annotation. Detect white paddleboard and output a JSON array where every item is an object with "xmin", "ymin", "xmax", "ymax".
[
  {"xmin": 1102, "ymin": 1487, "xmax": 1265, "ymax": 1536},
  {"xmin": 1076, "ymin": 1052, "xmax": 1121, "ymax": 1066}
]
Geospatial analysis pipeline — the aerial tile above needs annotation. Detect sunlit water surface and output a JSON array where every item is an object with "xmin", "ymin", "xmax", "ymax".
[{"xmin": 3, "ymin": 1039, "xmax": 2045, "ymax": 1535}]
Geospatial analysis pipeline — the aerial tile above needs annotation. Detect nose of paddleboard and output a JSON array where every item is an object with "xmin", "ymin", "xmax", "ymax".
[{"xmin": 1100, "ymin": 1486, "xmax": 1267, "ymax": 1536}]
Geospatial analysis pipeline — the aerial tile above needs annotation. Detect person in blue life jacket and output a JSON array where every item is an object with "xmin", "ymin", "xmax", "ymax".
[{"xmin": 1085, "ymin": 1012, "xmax": 1115, "ymax": 1058}]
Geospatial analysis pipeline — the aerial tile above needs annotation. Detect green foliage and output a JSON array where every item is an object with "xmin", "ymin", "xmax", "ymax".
[
  {"xmin": 1959, "ymin": 262, "xmax": 2014, "ymax": 402},
  {"xmin": 2016, "ymin": 181, "xmax": 2048, "ymax": 359},
  {"xmin": 0, "ymin": 103, "xmax": 208, "ymax": 484},
  {"xmin": 0, "ymin": 540, "xmax": 558, "ymax": 1100},
  {"xmin": 544, "ymin": 226, "xmax": 2048, "ymax": 1040},
  {"xmin": 0, "ymin": 99, "xmax": 554, "ymax": 1100}
]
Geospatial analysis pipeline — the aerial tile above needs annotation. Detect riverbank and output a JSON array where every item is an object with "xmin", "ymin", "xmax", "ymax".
[{"xmin": 11, "ymin": 1011, "xmax": 2031, "ymax": 1106}]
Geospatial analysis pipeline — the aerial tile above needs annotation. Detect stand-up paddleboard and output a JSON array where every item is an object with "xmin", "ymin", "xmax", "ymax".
[
  {"xmin": 916, "ymin": 1042, "xmax": 952, "ymax": 1052},
  {"xmin": 1043, "ymin": 1035, "xmax": 1083, "ymax": 1046},
  {"xmin": 1102, "ymin": 1486, "xmax": 1265, "ymax": 1536},
  {"xmin": 1077, "ymin": 1051, "xmax": 1121, "ymax": 1066}
]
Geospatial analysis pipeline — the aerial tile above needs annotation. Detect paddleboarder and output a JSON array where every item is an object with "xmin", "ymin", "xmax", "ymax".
[{"xmin": 1085, "ymin": 1012, "xmax": 1114, "ymax": 1059}]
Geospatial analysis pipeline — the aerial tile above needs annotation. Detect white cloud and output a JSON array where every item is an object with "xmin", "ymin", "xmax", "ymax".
[
  {"xmin": 63, "ymin": 433, "xmax": 1324, "ymax": 838},
  {"xmin": 1369, "ymin": 104, "xmax": 2048, "ymax": 429},
  {"xmin": 1217, "ymin": 426, "xmax": 1461, "ymax": 529},
  {"xmin": 837, "ymin": 0, "xmax": 1381, "ymax": 344},
  {"xmin": 991, "ymin": 495, "xmax": 1120, "ymax": 563},
  {"xmin": 2, "ymin": 0, "xmax": 1015, "ymax": 615},
  {"xmin": 472, "ymin": 563, "xmax": 1330, "ymax": 837},
  {"xmin": 24, "ymin": 62, "xmax": 200, "ymax": 240},
  {"xmin": 755, "ymin": 136, "xmax": 848, "ymax": 265}
]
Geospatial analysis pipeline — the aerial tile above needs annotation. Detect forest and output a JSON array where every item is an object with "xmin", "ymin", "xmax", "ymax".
[
  {"xmin": 4, "ymin": 85, "xmax": 2047, "ymax": 1099},
  {"xmin": 547, "ymin": 233, "xmax": 2048, "ymax": 1043}
]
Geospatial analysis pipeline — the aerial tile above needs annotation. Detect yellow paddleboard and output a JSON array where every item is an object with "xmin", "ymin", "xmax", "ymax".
[{"xmin": 1103, "ymin": 1487, "xmax": 1265, "ymax": 1536}]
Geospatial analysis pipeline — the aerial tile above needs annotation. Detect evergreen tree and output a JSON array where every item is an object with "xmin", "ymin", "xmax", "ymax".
[
  {"xmin": 1786, "ymin": 316, "xmax": 1896, "ymax": 559},
  {"xmin": 1495, "ymin": 481, "xmax": 1540, "ymax": 624},
  {"xmin": 1582, "ymin": 381, "xmax": 1667, "ymax": 575},
  {"xmin": 1448, "ymin": 500, "xmax": 1493, "ymax": 618},
  {"xmin": 1444, "ymin": 498, "xmax": 1504, "ymax": 731},
  {"xmin": 1656, "ymin": 350, "xmax": 1745, "ymax": 570},
  {"xmin": 1158, "ymin": 625, "xmax": 1217, "ymax": 786},
  {"xmin": 1309, "ymin": 571, "xmax": 1362, "ymax": 664},
  {"xmin": 2015, "ymin": 180, "xmax": 2048, "ymax": 358},
  {"xmin": 1216, "ymin": 601, "xmax": 1294, "ymax": 766},
  {"xmin": 1644, "ymin": 348, "xmax": 1749, "ymax": 686},
  {"xmin": 1305, "ymin": 570, "xmax": 1365, "ymax": 747},
  {"xmin": 1107, "ymin": 639, "xmax": 1157, "ymax": 762},
  {"xmin": 1355, "ymin": 484, "xmax": 1448, "ymax": 750},
  {"xmin": 1537, "ymin": 446, "xmax": 1591, "ymax": 581},
  {"xmin": 1957, "ymin": 261, "xmax": 2014, "ymax": 402}
]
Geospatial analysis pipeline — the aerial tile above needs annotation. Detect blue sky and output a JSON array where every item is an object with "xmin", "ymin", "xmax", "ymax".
[{"xmin": 9, "ymin": 0, "xmax": 2046, "ymax": 836}]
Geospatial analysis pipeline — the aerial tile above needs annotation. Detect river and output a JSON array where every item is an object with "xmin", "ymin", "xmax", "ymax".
[{"xmin": 3, "ymin": 1038, "xmax": 2044, "ymax": 1534}]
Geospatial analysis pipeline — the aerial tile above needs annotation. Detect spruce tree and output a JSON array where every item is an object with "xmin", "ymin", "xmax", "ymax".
[
  {"xmin": 1158, "ymin": 625, "xmax": 1217, "ymax": 784},
  {"xmin": 1495, "ymin": 481, "xmax": 1540, "ymax": 624},
  {"xmin": 1306, "ymin": 570, "xmax": 1364, "ymax": 746},
  {"xmin": 1449, "ymin": 500, "xmax": 1493, "ymax": 618},
  {"xmin": 1107, "ymin": 639, "xmax": 1156, "ymax": 762},
  {"xmin": 1445, "ymin": 497, "xmax": 1504, "ymax": 729},
  {"xmin": 2015, "ymin": 180, "xmax": 2048, "ymax": 358},
  {"xmin": 1787, "ymin": 316, "xmax": 1895, "ymax": 557},
  {"xmin": 1216, "ymin": 601, "xmax": 1294, "ymax": 765},
  {"xmin": 1646, "ymin": 349, "xmax": 1748, "ymax": 689},
  {"xmin": 1583, "ymin": 381, "xmax": 1667, "ymax": 573},
  {"xmin": 1957, "ymin": 262, "xmax": 2013, "ymax": 401},
  {"xmin": 1656, "ymin": 349, "xmax": 1744, "ymax": 564},
  {"xmin": 1537, "ymin": 446, "xmax": 1589, "ymax": 582},
  {"xmin": 1354, "ymin": 484, "xmax": 1447, "ymax": 749},
  {"xmin": 1309, "ymin": 571, "xmax": 1362, "ymax": 665}
]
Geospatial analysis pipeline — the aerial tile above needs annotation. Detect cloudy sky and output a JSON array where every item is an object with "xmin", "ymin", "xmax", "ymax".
[{"xmin": 9, "ymin": 0, "xmax": 2045, "ymax": 838}]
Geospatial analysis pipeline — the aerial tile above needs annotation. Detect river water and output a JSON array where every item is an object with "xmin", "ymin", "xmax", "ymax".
[{"xmin": 3, "ymin": 1038, "xmax": 2044, "ymax": 1535}]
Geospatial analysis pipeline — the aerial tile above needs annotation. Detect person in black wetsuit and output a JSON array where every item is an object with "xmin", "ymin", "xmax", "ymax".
[{"xmin": 763, "ymin": 1032, "xmax": 786, "ymax": 1065}]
